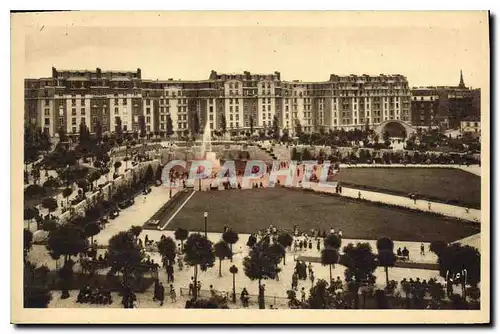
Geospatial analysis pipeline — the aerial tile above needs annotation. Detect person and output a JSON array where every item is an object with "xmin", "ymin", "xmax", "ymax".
[
  {"xmin": 402, "ymin": 247, "xmax": 409, "ymax": 260},
  {"xmin": 188, "ymin": 277, "xmax": 194, "ymax": 296},
  {"xmin": 299, "ymin": 240, "xmax": 303, "ymax": 251},
  {"xmin": 316, "ymin": 239, "xmax": 321, "ymax": 252},
  {"xmin": 308, "ymin": 240, "xmax": 312, "ymax": 249},
  {"xmin": 301, "ymin": 287, "xmax": 306, "ymax": 303},
  {"xmin": 397, "ymin": 248, "xmax": 402, "ymax": 257},
  {"xmin": 308, "ymin": 263, "xmax": 313, "ymax": 276},
  {"xmin": 153, "ymin": 279, "xmax": 160, "ymax": 302},
  {"xmin": 145, "ymin": 234, "xmax": 149, "ymax": 245},
  {"xmin": 292, "ymin": 272, "xmax": 298, "ymax": 291},
  {"xmin": 210, "ymin": 285, "xmax": 216, "ymax": 297},
  {"xmin": 310, "ymin": 271, "xmax": 315, "ymax": 285},
  {"xmin": 166, "ymin": 264, "xmax": 174, "ymax": 283},
  {"xmin": 143, "ymin": 194, "xmax": 147, "ymax": 203},
  {"xmin": 420, "ymin": 243, "xmax": 425, "ymax": 256},
  {"xmin": 240, "ymin": 288, "xmax": 249, "ymax": 307},
  {"xmin": 338, "ymin": 230, "xmax": 343, "ymax": 237},
  {"xmin": 157, "ymin": 282, "xmax": 165, "ymax": 306},
  {"xmin": 197, "ymin": 281, "xmax": 202, "ymax": 295},
  {"xmin": 428, "ymin": 201, "xmax": 432, "ymax": 210},
  {"xmin": 358, "ymin": 191, "xmax": 362, "ymax": 199},
  {"xmin": 330, "ymin": 227, "xmax": 335, "ymax": 234},
  {"xmin": 177, "ymin": 255, "xmax": 184, "ymax": 271}
]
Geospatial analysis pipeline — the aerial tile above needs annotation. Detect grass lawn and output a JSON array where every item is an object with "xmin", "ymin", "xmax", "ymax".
[
  {"xmin": 333, "ymin": 167, "xmax": 481, "ymax": 209},
  {"xmin": 167, "ymin": 187, "xmax": 479, "ymax": 243}
]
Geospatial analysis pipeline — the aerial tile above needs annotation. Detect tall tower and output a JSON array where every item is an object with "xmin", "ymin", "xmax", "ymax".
[{"xmin": 459, "ymin": 70, "xmax": 466, "ymax": 88}]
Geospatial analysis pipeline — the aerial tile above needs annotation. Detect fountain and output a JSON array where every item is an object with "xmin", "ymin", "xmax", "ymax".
[{"xmin": 200, "ymin": 120, "xmax": 221, "ymax": 172}]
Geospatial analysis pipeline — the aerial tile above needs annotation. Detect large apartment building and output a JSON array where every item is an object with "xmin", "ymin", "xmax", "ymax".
[
  {"xmin": 25, "ymin": 67, "xmax": 412, "ymax": 138},
  {"xmin": 410, "ymin": 71, "xmax": 481, "ymax": 128}
]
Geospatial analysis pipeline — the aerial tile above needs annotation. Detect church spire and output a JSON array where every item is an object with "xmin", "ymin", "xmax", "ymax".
[{"xmin": 459, "ymin": 70, "xmax": 465, "ymax": 88}]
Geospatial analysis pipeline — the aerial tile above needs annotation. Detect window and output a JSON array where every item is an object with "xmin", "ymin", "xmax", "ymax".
[
  {"xmin": 146, "ymin": 108, "xmax": 151, "ymax": 115},
  {"xmin": 81, "ymin": 99, "xmax": 85, "ymax": 105},
  {"xmin": 235, "ymin": 106, "xmax": 239, "ymax": 112},
  {"xmin": 71, "ymin": 118, "xmax": 76, "ymax": 125},
  {"xmin": 230, "ymin": 115, "xmax": 233, "ymax": 121},
  {"xmin": 92, "ymin": 116, "xmax": 98, "ymax": 124},
  {"xmin": 45, "ymin": 99, "xmax": 49, "ymax": 106},
  {"xmin": 44, "ymin": 109, "xmax": 50, "ymax": 116},
  {"xmin": 72, "ymin": 108, "xmax": 77, "ymax": 116},
  {"xmin": 81, "ymin": 117, "xmax": 85, "ymax": 124},
  {"xmin": 268, "ymin": 98, "xmax": 271, "ymax": 103},
  {"xmin": 268, "ymin": 105, "xmax": 271, "ymax": 111},
  {"xmin": 209, "ymin": 115, "xmax": 213, "ymax": 121},
  {"xmin": 59, "ymin": 117, "xmax": 64, "ymax": 124},
  {"xmin": 81, "ymin": 108, "xmax": 86, "ymax": 115},
  {"xmin": 146, "ymin": 99, "xmax": 151, "ymax": 106},
  {"xmin": 146, "ymin": 116, "xmax": 151, "ymax": 123},
  {"xmin": 230, "ymin": 99, "xmax": 233, "ymax": 105},
  {"xmin": 115, "ymin": 98, "xmax": 119, "ymax": 105},
  {"xmin": 72, "ymin": 126, "xmax": 77, "ymax": 133},
  {"xmin": 230, "ymin": 106, "xmax": 233, "ymax": 112},
  {"xmin": 72, "ymin": 99, "xmax": 76, "ymax": 106},
  {"xmin": 123, "ymin": 99, "xmax": 127, "ymax": 105},
  {"xmin": 45, "ymin": 118, "xmax": 50, "ymax": 125}
]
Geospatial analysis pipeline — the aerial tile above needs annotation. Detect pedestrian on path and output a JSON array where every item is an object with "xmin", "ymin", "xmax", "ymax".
[
  {"xmin": 420, "ymin": 243, "xmax": 425, "ymax": 256},
  {"xmin": 157, "ymin": 282, "xmax": 165, "ymax": 306},
  {"xmin": 301, "ymin": 287, "xmax": 306, "ymax": 303},
  {"xmin": 358, "ymin": 191, "xmax": 362, "ymax": 199},
  {"xmin": 428, "ymin": 202, "xmax": 432, "ymax": 210},
  {"xmin": 170, "ymin": 285, "xmax": 176, "ymax": 303}
]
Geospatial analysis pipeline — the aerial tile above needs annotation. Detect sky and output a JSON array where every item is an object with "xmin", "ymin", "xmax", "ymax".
[{"xmin": 18, "ymin": 11, "xmax": 490, "ymax": 88}]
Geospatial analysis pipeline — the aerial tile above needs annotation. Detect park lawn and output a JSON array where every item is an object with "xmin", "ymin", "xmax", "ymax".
[
  {"xmin": 333, "ymin": 167, "xmax": 481, "ymax": 209},
  {"xmin": 167, "ymin": 187, "xmax": 479, "ymax": 243}
]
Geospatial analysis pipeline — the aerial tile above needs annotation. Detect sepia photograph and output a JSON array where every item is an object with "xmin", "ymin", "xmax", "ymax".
[{"xmin": 10, "ymin": 10, "xmax": 490, "ymax": 324}]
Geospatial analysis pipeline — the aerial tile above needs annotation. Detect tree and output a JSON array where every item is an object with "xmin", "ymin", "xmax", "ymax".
[
  {"xmin": 62, "ymin": 187, "xmax": 72, "ymax": 207},
  {"xmin": 429, "ymin": 241, "xmax": 448, "ymax": 258},
  {"xmin": 58, "ymin": 126, "xmax": 68, "ymax": 143},
  {"xmin": 321, "ymin": 247, "xmax": 340, "ymax": 283},
  {"xmin": 107, "ymin": 231, "xmax": 145, "ymax": 286},
  {"xmin": 243, "ymin": 238, "xmax": 282, "ymax": 309},
  {"xmin": 295, "ymin": 121, "xmax": 302, "ymax": 135},
  {"xmin": 193, "ymin": 112, "xmax": 200, "ymax": 135},
  {"xmin": 229, "ymin": 265, "xmax": 238, "ymax": 303},
  {"xmin": 183, "ymin": 233, "xmax": 215, "ymax": 300},
  {"xmin": 129, "ymin": 225, "xmax": 143, "ymax": 240},
  {"xmin": 221, "ymin": 114, "xmax": 227, "ymax": 134},
  {"xmin": 84, "ymin": 222, "xmax": 100, "ymax": 244},
  {"xmin": 214, "ymin": 241, "xmax": 232, "ymax": 277},
  {"xmin": 155, "ymin": 165, "xmax": 163, "ymax": 182},
  {"xmin": 272, "ymin": 116, "xmax": 280, "ymax": 140},
  {"xmin": 324, "ymin": 233, "xmax": 342, "ymax": 249},
  {"xmin": 24, "ymin": 229, "xmax": 33, "ymax": 260},
  {"xmin": 138, "ymin": 115, "xmax": 146, "ymax": 139},
  {"xmin": 24, "ymin": 261, "xmax": 52, "ymax": 308},
  {"xmin": 114, "ymin": 161, "xmax": 122, "ymax": 171},
  {"xmin": 115, "ymin": 117, "xmax": 123, "ymax": 138},
  {"xmin": 342, "ymin": 242, "xmax": 378, "ymax": 309},
  {"xmin": 438, "ymin": 243, "xmax": 480, "ymax": 289},
  {"xmin": 307, "ymin": 279, "xmax": 337, "ymax": 309},
  {"xmin": 277, "ymin": 232, "xmax": 293, "ymax": 265},
  {"xmin": 376, "ymin": 237, "xmax": 396, "ymax": 286},
  {"xmin": 24, "ymin": 207, "xmax": 38, "ymax": 231},
  {"xmin": 174, "ymin": 227, "xmax": 189, "ymax": 250},
  {"xmin": 41, "ymin": 197, "xmax": 58, "ymax": 215},
  {"xmin": 157, "ymin": 236, "xmax": 177, "ymax": 266},
  {"xmin": 143, "ymin": 164, "xmax": 154, "ymax": 186},
  {"xmin": 166, "ymin": 115, "xmax": 174, "ymax": 137},
  {"xmin": 249, "ymin": 115, "xmax": 254, "ymax": 134},
  {"xmin": 46, "ymin": 225, "xmax": 88, "ymax": 298},
  {"xmin": 95, "ymin": 120, "xmax": 103, "ymax": 143},
  {"xmin": 222, "ymin": 229, "xmax": 239, "ymax": 261},
  {"xmin": 88, "ymin": 170, "xmax": 102, "ymax": 190},
  {"xmin": 42, "ymin": 219, "xmax": 58, "ymax": 233}
]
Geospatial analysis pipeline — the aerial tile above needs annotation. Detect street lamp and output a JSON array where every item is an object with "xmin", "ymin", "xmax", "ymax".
[{"xmin": 203, "ymin": 212, "xmax": 208, "ymax": 238}]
